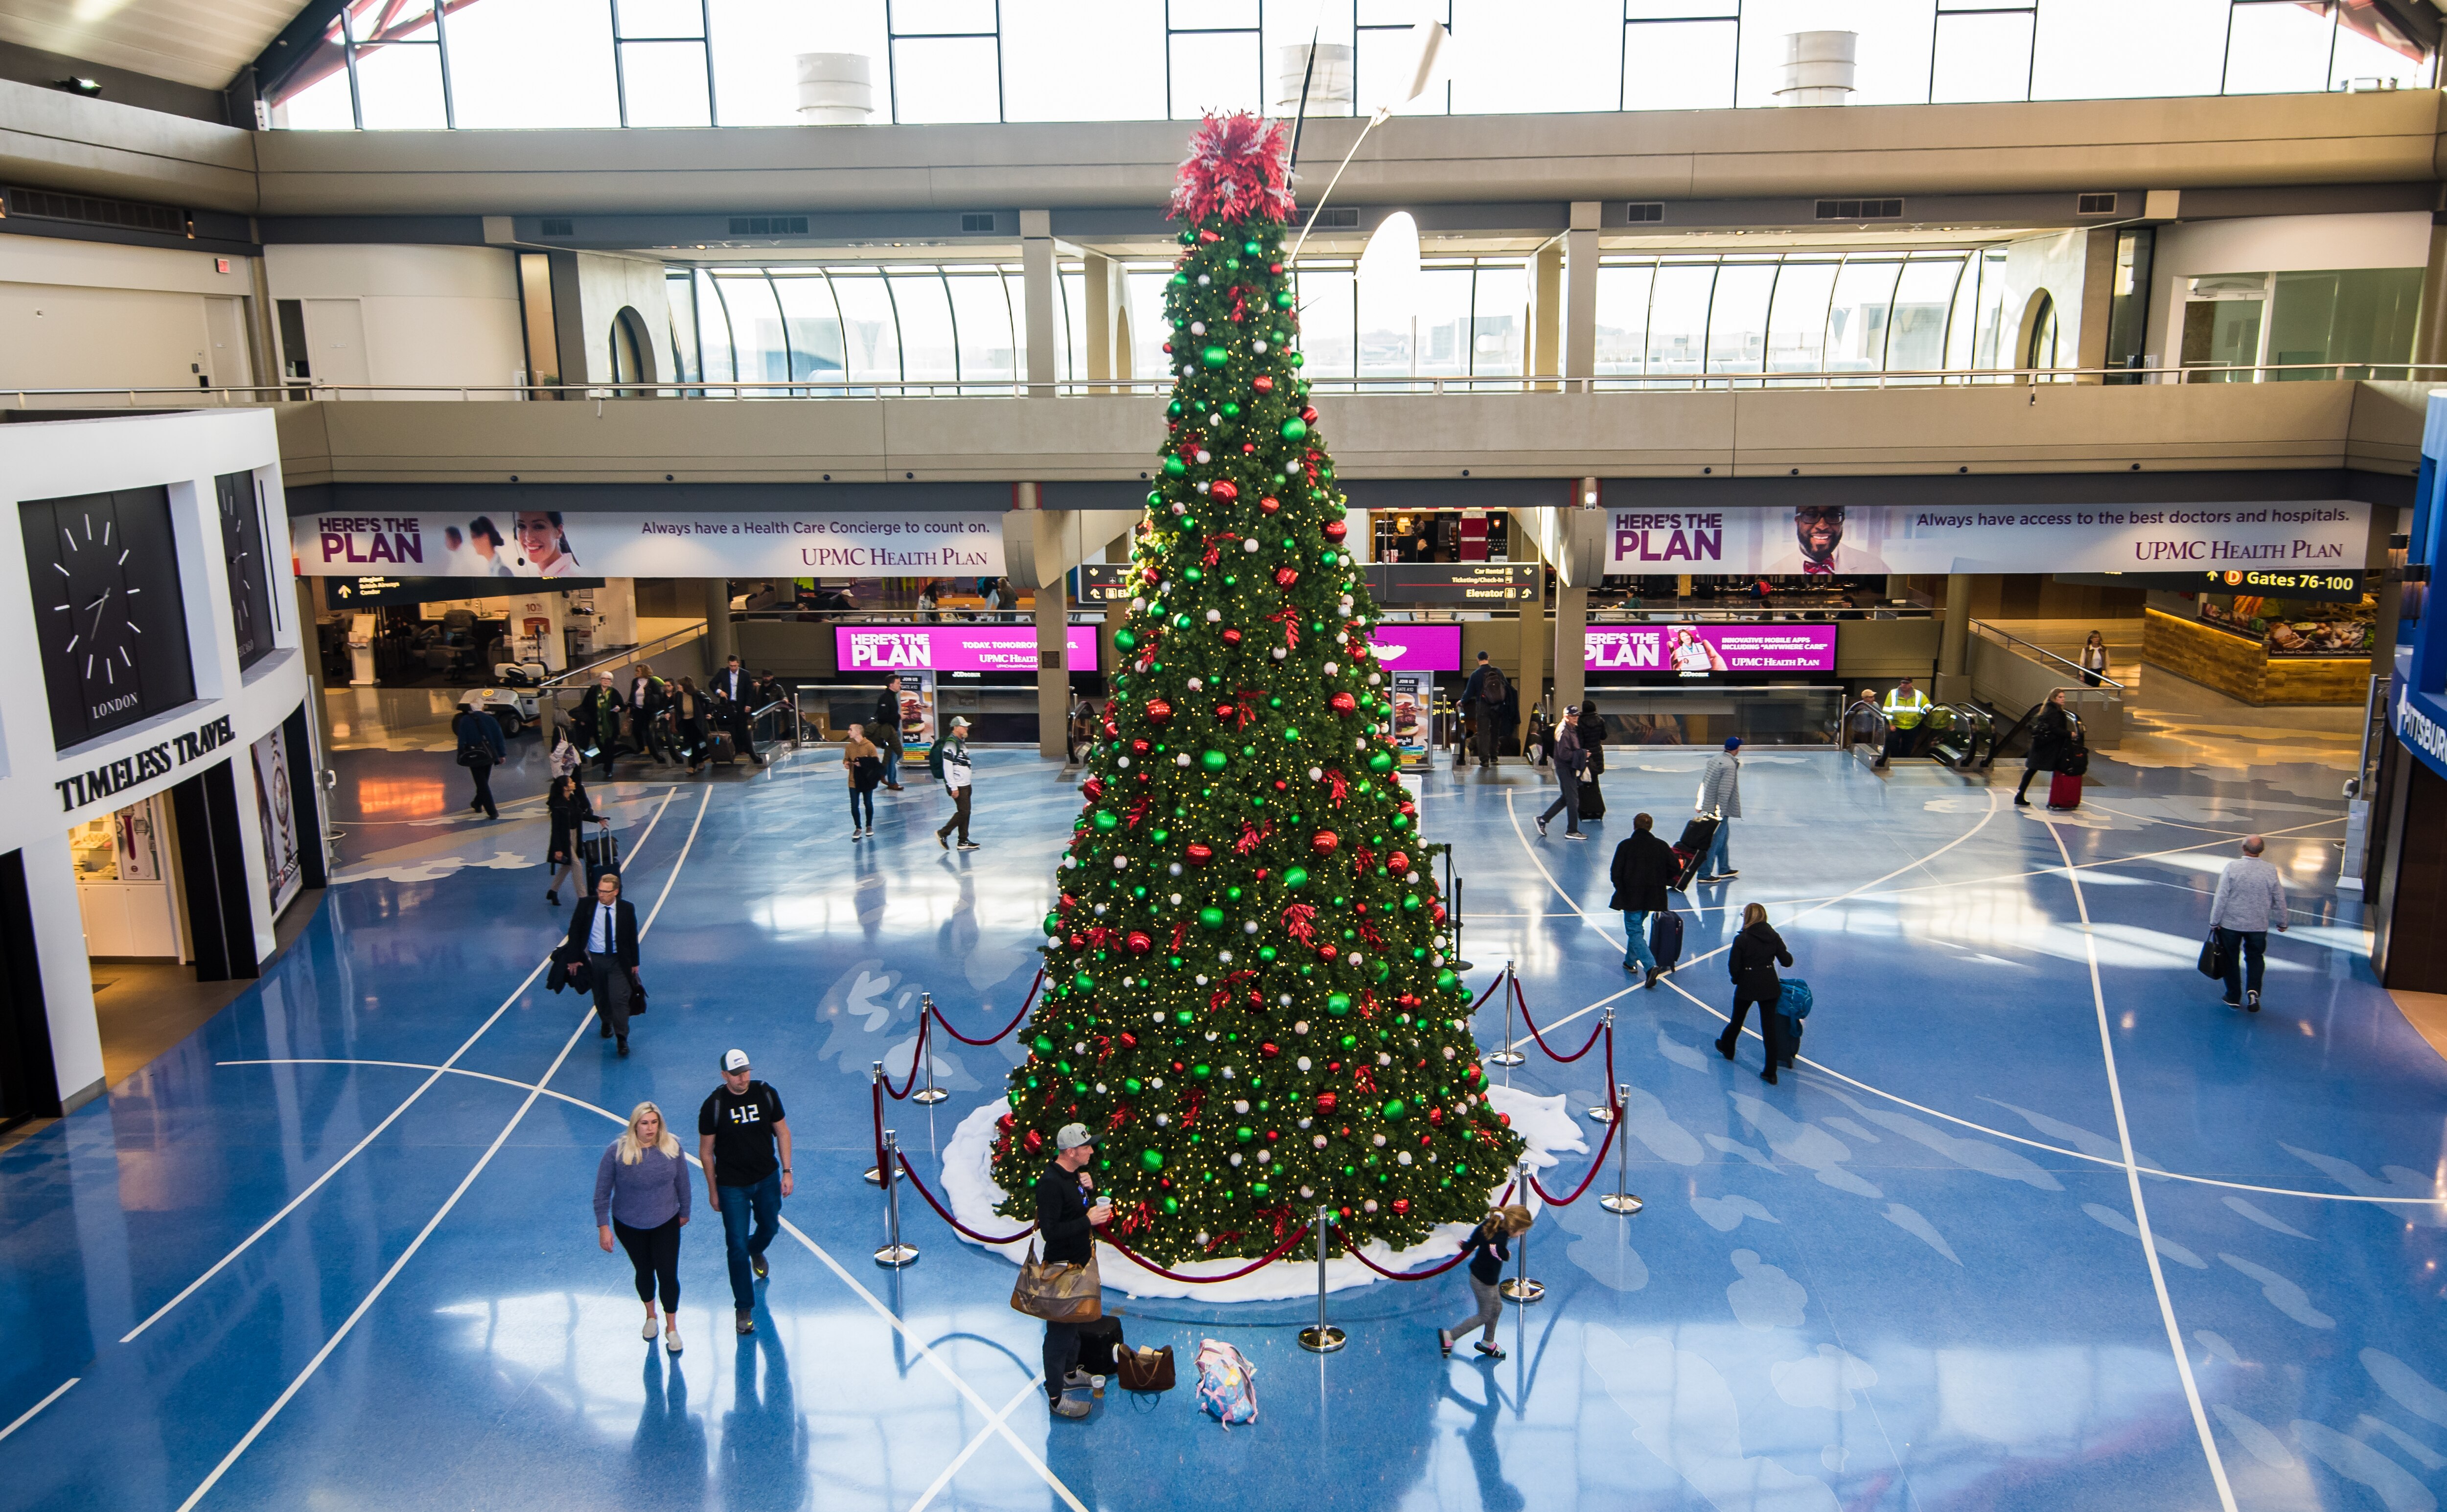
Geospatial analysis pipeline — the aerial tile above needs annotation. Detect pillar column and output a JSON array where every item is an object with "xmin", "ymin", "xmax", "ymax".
[
  {"xmin": 1935, "ymin": 572, "xmax": 1971, "ymax": 702},
  {"xmin": 1085, "ymin": 251, "xmax": 1123, "ymax": 393},
  {"xmin": 1517, "ymin": 568, "xmax": 1547, "ymax": 752},
  {"xmin": 2417, "ymin": 209, "xmax": 2447, "ymax": 373},
  {"xmin": 1037, "ymin": 558, "xmax": 1070, "ymax": 761},
  {"xmin": 1021, "ymin": 210, "xmax": 1057, "ymax": 397},
  {"xmin": 1553, "ymin": 583, "xmax": 1588, "ymax": 716},
  {"xmin": 1562, "ymin": 201, "xmax": 1601, "ymax": 390},
  {"xmin": 1528, "ymin": 240, "xmax": 1562, "ymax": 391},
  {"xmin": 704, "ymin": 577, "xmax": 734, "ymax": 676}
]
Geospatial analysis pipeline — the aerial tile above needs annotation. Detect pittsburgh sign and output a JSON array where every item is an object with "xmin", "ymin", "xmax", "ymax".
[{"xmin": 54, "ymin": 713, "xmax": 238, "ymax": 813}]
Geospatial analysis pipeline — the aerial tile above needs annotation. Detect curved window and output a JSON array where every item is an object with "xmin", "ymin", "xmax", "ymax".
[
  {"xmin": 265, "ymin": 0, "xmax": 2440, "ymax": 131},
  {"xmin": 771, "ymin": 275, "xmax": 845, "ymax": 385},
  {"xmin": 608, "ymin": 306, "xmax": 654, "ymax": 391},
  {"xmin": 2024, "ymin": 291, "xmax": 2060, "ymax": 371}
]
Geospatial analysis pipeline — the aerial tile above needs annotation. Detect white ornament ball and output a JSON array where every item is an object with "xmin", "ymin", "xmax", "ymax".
[
  {"xmin": 1252, "ymin": 340, "xmax": 1268, "ymax": 353},
  {"xmin": 1313, "ymin": 1134, "xmax": 1329, "ymax": 1149},
  {"xmin": 1244, "ymin": 538, "xmax": 1261, "ymax": 552},
  {"xmin": 1293, "ymin": 1020, "xmax": 1310, "ymax": 1034},
  {"xmin": 1190, "ymin": 321, "xmax": 1206, "ymax": 335},
  {"xmin": 1296, "ymin": 1055, "xmax": 1312, "ymax": 1071}
]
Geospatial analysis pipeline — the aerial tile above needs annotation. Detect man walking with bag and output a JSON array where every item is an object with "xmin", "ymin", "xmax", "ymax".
[
  {"xmin": 453, "ymin": 700, "xmax": 506, "ymax": 819},
  {"xmin": 699, "ymin": 1050, "xmax": 791, "ymax": 1336},
  {"xmin": 2209, "ymin": 835, "xmax": 2287, "ymax": 1012},
  {"xmin": 1697, "ymin": 736, "xmax": 1742, "ymax": 882},
  {"xmin": 935, "ymin": 716, "xmax": 978, "ymax": 851},
  {"xmin": 1034, "ymin": 1123, "xmax": 1112, "ymax": 1418},
  {"xmin": 1609, "ymin": 812, "xmax": 1681, "ymax": 988}
]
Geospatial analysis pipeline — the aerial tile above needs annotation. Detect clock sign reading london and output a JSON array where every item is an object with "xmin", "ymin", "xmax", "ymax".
[{"xmin": 19, "ymin": 488, "xmax": 197, "ymax": 750}]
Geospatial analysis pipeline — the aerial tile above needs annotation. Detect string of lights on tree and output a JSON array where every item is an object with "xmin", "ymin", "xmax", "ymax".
[{"xmin": 990, "ymin": 113, "xmax": 1524, "ymax": 1266}]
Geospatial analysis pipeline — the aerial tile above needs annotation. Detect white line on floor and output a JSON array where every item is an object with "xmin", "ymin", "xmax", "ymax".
[
  {"xmin": 2046, "ymin": 817, "xmax": 2239, "ymax": 1512},
  {"xmin": 118, "ymin": 798, "xmax": 687, "ymax": 1347},
  {"xmin": 0, "ymin": 1377, "xmax": 76, "ymax": 1443},
  {"xmin": 176, "ymin": 787, "xmax": 710, "ymax": 1512},
  {"xmin": 907, "ymin": 1376, "xmax": 1049, "ymax": 1512}
]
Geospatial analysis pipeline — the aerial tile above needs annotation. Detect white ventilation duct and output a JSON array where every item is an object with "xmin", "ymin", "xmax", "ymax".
[
  {"xmin": 1271, "ymin": 42, "xmax": 1354, "ymax": 116},
  {"xmin": 796, "ymin": 53, "xmax": 874, "ymax": 124},
  {"xmin": 1775, "ymin": 31, "xmax": 1856, "ymax": 107}
]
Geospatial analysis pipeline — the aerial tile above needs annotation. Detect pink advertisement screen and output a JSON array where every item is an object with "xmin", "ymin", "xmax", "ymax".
[
  {"xmin": 1584, "ymin": 624, "xmax": 1837, "ymax": 673},
  {"xmin": 836, "ymin": 625, "xmax": 1100, "ymax": 673},
  {"xmin": 1367, "ymin": 625, "xmax": 1461, "ymax": 672}
]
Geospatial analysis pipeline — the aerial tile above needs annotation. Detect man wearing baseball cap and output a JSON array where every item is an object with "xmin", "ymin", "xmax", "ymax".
[
  {"xmin": 933, "ymin": 715, "xmax": 978, "ymax": 851},
  {"xmin": 1037, "ymin": 1122, "xmax": 1112, "ymax": 1417},
  {"xmin": 698, "ymin": 1049, "xmax": 790, "ymax": 1335},
  {"xmin": 1697, "ymin": 735, "xmax": 1742, "ymax": 883}
]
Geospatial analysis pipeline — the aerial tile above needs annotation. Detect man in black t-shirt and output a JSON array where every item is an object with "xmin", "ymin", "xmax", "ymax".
[{"xmin": 698, "ymin": 1048, "xmax": 791, "ymax": 1335}]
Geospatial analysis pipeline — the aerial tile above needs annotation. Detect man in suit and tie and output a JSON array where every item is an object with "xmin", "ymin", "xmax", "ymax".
[
  {"xmin": 714, "ymin": 655, "xmax": 765, "ymax": 766},
  {"xmin": 564, "ymin": 870, "xmax": 642, "ymax": 1056}
]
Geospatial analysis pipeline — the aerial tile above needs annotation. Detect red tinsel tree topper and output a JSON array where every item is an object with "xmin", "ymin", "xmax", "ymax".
[{"xmin": 1168, "ymin": 112, "xmax": 1298, "ymax": 226}]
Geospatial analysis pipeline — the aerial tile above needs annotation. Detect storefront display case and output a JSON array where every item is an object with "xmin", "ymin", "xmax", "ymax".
[{"xmin": 2140, "ymin": 581, "xmax": 2377, "ymax": 704}]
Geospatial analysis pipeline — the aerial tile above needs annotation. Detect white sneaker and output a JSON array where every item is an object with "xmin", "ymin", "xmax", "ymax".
[
  {"xmin": 641, "ymin": 1315, "xmax": 658, "ymax": 1340},
  {"xmin": 664, "ymin": 1323, "xmax": 683, "ymax": 1355}
]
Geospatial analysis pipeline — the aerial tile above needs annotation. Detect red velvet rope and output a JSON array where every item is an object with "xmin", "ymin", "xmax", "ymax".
[
  {"xmin": 1511, "ymin": 974, "xmax": 1606, "ymax": 1063},
  {"xmin": 1342, "ymin": 1239, "xmax": 1472, "ymax": 1281},
  {"xmin": 894, "ymin": 1151, "xmax": 1040, "ymax": 1245},
  {"xmin": 1528, "ymin": 1088, "xmax": 1622, "ymax": 1208},
  {"xmin": 879, "ymin": 1015, "xmax": 929, "ymax": 1100},
  {"xmin": 869, "ymin": 1077, "xmax": 887, "ymax": 1176},
  {"xmin": 930, "ymin": 970, "xmax": 1045, "ymax": 1047},
  {"xmin": 1100, "ymin": 1222, "xmax": 1315, "ymax": 1283},
  {"xmin": 1468, "ymin": 969, "xmax": 1508, "ymax": 1012}
]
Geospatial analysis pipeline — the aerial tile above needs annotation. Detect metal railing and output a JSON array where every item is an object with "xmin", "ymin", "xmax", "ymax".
[
  {"xmin": 1968, "ymin": 619, "xmax": 2125, "ymax": 692},
  {"xmin": 13, "ymin": 362, "xmax": 2447, "ymax": 409}
]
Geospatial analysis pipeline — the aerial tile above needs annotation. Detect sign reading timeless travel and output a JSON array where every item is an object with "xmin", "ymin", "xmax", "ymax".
[{"xmin": 296, "ymin": 510, "xmax": 1006, "ymax": 579}]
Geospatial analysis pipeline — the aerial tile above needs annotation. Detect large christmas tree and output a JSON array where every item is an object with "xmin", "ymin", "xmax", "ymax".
[{"xmin": 989, "ymin": 115, "xmax": 1523, "ymax": 1266}]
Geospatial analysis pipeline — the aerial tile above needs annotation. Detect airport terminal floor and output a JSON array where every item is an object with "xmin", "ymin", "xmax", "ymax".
[{"xmin": 3, "ymin": 694, "xmax": 2444, "ymax": 1512}]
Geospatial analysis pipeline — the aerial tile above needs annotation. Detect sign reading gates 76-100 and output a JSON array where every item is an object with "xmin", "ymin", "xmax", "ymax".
[
  {"xmin": 1608, "ymin": 502, "xmax": 2368, "ymax": 575},
  {"xmin": 295, "ymin": 510, "xmax": 1006, "ymax": 579}
]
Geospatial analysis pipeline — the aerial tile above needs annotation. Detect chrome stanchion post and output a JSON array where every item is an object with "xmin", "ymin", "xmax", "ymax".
[
  {"xmin": 1600, "ymin": 1083, "xmax": 1646, "ymax": 1215},
  {"xmin": 1487, "ymin": 960, "xmax": 1524, "ymax": 1067},
  {"xmin": 864, "ymin": 1062, "xmax": 884, "ymax": 1185},
  {"xmin": 1297, "ymin": 1201, "xmax": 1345, "ymax": 1353},
  {"xmin": 1498, "ymin": 1160, "xmax": 1545, "ymax": 1304},
  {"xmin": 1586, "ymin": 1007, "xmax": 1616, "ymax": 1122},
  {"xmin": 911, "ymin": 994, "xmax": 948, "ymax": 1105},
  {"xmin": 874, "ymin": 1130, "xmax": 920, "ymax": 1267}
]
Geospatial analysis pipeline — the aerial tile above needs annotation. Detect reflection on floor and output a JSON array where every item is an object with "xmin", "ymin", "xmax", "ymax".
[{"xmin": 2, "ymin": 710, "xmax": 2442, "ymax": 1512}]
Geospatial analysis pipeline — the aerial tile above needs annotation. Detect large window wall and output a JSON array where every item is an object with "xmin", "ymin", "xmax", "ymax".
[
  {"xmin": 667, "ymin": 263, "xmax": 1084, "ymax": 391},
  {"xmin": 268, "ymin": 0, "xmax": 2436, "ymax": 130}
]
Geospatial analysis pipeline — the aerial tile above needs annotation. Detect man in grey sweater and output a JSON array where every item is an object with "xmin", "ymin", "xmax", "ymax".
[
  {"xmin": 2209, "ymin": 835, "xmax": 2288, "ymax": 1012},
  {"xmin": 1696, "ymin": 737, "xmax": 1743, "ymax": 881}
]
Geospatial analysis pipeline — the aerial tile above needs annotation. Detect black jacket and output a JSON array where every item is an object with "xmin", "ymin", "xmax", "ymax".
[
  {"xmin": 874, "ymin": 687, "xmax": 904, "ymax": 750},
  {"xmin": 1035, "ymin": 1161, "xmax": 1095, "ymax": 1265},
  {"xmin": 626, "ymin": 676, "xmax": 667, "ymax": 717},
  {"xmin": 546, "ymin": 787, "xmax": 600, "ymax": 861},
  {"xmin": 2026, "ymin": 704, "xmax": 2073, "ymax": 771},
  {"xmin": 565, "ymin": 896, "xmax": 640, "ymax": 970},
  {"xmin": 714, "ymin": 666, "xmax": 752, "ymax": 706},
  {"xmin": 1728, "ymin": 921, "xmax": 1792, "ymax": 996},
  {"xmin": 1608, "ymin": 830, "xmax": 1680, "ymax": 913},
  {"xmin": 1465, "ymin": 1225, "xmax": 1511, "ymax": 1284}
]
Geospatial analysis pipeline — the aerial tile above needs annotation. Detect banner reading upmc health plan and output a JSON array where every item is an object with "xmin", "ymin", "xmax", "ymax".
[
  {"xmin": 1584, "ymin": 624, "xmax": 1837, "ymax": 673},
  {"xmin": 1608, "ymin": 502, "xmax": 2367, "ymax": 576},
  {"xmin": 838, "ymin": 625, "xmax": 1099, "ymax": 673},
  {"xmin": 294, "ymin": 510, "xmax": 1005, "ymax": 579}
]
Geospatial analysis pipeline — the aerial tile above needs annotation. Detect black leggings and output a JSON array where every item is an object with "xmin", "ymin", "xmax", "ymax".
[
  {"xmin": 615, "ymin": 1216, "xmax": 681, "ymax": 1311},
  {"xmin": 1724, "ymin": 987, "xmax": 1786, "ymax": 1067}
]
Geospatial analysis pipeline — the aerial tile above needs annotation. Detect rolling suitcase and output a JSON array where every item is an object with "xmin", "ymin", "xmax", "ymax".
[
  {"xmin": 1648, "ymin": 909, "xmax": 1684, "ymax": 972},
  {"xmin": 1669, "ymin": 816, "xmax": 1719, "ymax": 892},
  {"xmin": 1579, "ymin": 775, "xmax": 1606, "ymax": 819},
  {"xmin": 2047, "ymin": 771, "xmax": 2082, "ymax": 810},
  {"xmin": 581, "ymin": 827, "xmax": 620, "ymax": 883}
]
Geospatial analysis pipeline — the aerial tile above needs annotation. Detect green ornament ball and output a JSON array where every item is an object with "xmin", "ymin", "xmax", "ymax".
[
  {"xmin": 1162, "ymin": 455, "xmax": 1187, "ymax": 477},
  {"xmin": 1436, "ymin": 969, "xmax": 1459, "ymax": 990},
  {"xmin": 1368, "ymin": 751, "xmax": 1395, "ymax": 773},
  {"xmin": 1142, "ymin": 1149, "xmax": 1165, "ymax": 1171},
  {"xmin": 1093, "ymin": 810, "xmax": 1118, "ymax": 831},
  {"xmin": 1284, "ymin": 866, "xmax": 1309, "ymax": 888},
  {"xmin": 1033, "ymin": 1034, "xmax": 1055, "ymax": 1054},
  {"xmin": 1201, "ymin": 345, "xmax": 1229, "ymax": 368},
  {"xmin": 1384, "ymin": 1099, "xmax": 1407, "ymax": 1121},
  {"xmin": 1200, "ymin": 749, "xmax": 1228, "ymax": 772},
  {"xmin": 1076, "ymin": 971, "xmax": 1097, "ymax": 990},
  {"xmin": 1281, "ymin": 417, "xmax": 1308, "ymax": 442},
  {"xmin": 1199, "ymin": 906, "xmax": 1226, "ymax": 928},
  {"xmin": 1116, "ymin": 628, "xmax": 1138, "ymax": 651},
  {"xmin": 1326, "ymin": 993, "xmax": 1352, "ymax": 1016}
]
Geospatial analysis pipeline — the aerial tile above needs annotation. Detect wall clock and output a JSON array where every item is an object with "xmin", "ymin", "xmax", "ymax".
[
  {"xmin": 20, "ymin": 488, "xmax": 196, "ymax": 749},
  {"xmin": 216, "ymin": 470, "xmax": 273, "ymax": 671}
]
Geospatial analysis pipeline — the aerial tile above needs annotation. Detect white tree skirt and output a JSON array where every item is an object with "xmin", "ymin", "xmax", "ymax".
[{"xmin": 936, "ymin": 1084, "xmax": 1588, "ymax": 1303}]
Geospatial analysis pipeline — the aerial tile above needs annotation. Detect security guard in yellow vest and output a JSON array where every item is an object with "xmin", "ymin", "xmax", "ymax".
[{"xmin": 1882, "ymin": 677, "xmax": 1932, "ymax": 761}]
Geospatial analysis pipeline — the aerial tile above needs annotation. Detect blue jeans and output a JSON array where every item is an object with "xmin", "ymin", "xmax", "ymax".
[
  {"xmin": 849, "ymin": 787, "xmax": 875, "ymax": 828},
  {"xmin": 1621, "ymin": 911, "xmax": 1655, "ymax": 972},
  {"xmin": 881, "ymin": 744, "xmax": 901, "ymax": 786},
  {"xmin": 716, "ymin": 1172, "xmax": 782, "ymax": 1312},
  {"xmin": 1703, "ymin": 819, "xmax": 1733, "ymax": 877}
]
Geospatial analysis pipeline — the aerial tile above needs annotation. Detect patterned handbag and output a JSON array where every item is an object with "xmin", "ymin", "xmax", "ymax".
[{"xmin": 1009, "ymin": 1243, "xmax": 1104, "ymax": 1324}]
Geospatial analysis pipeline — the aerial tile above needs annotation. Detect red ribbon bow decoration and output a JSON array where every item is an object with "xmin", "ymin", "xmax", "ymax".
[
  {"xmin": 1167, "ymin": 113, "xmax": 1298, "ymax": 226},
  {"xmin": 1265, "ymin": 605, "xmax": 1302, "ymax": 650},
  {"xmin": 1282, "ymin": 903, "xmax": 1317, "ymax": 943},
  {"xmin": 1323, "ymin": 768, "xmax": 1350, "ymax": 806},
  {"xmin": 1236, "ymin": 820, "xmax": 1272, "ymax": 856}
]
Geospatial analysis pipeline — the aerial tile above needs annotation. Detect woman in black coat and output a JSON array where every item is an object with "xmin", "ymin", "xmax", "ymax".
[
  {"xmin": 565, "ymin": 871, "xmax": 643, "ymax": 1055},
  {"xmin": 544, "ymin": 774, "xmax": 603, "ymax": 907},
  {"xmin": 1719, "ymin": 902, "xmax": 1794, "ymax": 1084},
  {"xmin": 2015, "ymin": 689, "xmax": 2073, "ymax": 807}
]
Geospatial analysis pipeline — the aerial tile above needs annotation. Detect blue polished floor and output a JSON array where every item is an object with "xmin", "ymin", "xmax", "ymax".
[{"xmin": 4, "ymin": 727, "xmax": 2444, "ymax": 1512}]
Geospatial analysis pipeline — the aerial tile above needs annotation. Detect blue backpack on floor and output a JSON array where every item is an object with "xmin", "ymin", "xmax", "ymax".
[
  {"xmin": 1195, "ymin": 1338, "xmax": 1258, "ymax": 1427},
  {"xmin": 1778, "ymin": 979, "xmax": 1813, "ymax": 1020}
]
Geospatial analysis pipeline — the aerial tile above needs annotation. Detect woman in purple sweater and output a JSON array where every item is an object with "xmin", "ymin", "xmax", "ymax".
[{"xmin": 597, "ymin": 1100, "xmax": 692, "ymax": 1354}]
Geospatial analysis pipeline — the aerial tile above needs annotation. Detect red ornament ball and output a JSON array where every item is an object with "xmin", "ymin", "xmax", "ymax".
[
  {"xmin": 1126, "ymin": 931, "xmax": 1153, "ymax": 955},
  {"xmin": 1145, "ymin": 697, "xmax": 1172, "ymax": 724},
  {"xmin": 1312, "ymin": 830, "xmax": 1339, "ymax": 854},
  {"xmin": 1083, "ymin": 777, "xmax": 1105, "ymax": 800},
  {"xmin": 1259, "ymin": 495, "xmax": 1281, "ymax": 514},
  {"xmin": 1024, "ymin": 1128, "xmax": 1044, "ymax": 1152},
  {"xmin": 1388, "ymin": 850, "xmax": 1409, "ymax": 873},
  {"xmin": 1274, "ymin": 567, "xmax": 1299, "ymax": 588},
  {"xmin": 1131, "ymin": 738, "xmax": 1151, "ymax": 754},
  {"xmin": 1223, "ymin": 628, "xmax": 1243, "ymax": 645},
  {"xmin": 1211, "ymin": 480, "xmax": 1240, "ymax": 504},
  {"xmin": 1329, "ymin": 691, "xmax": 1357, "ymax": 715},
  {"xmin": 1323, "ymin": 519, "xmax": 1348, "ymax": 542},
  {"xmin": 1391, "ymin": 1198, "xmax": 1410, "ymax": 1215},
  {"xmin": 1259, "ymin": 1041, "xmax": 1279, "ymax": 1057},
  {"xmin": 1252, "ymin": 374, "xmax": 1275, "ymax": 393},
  {"xmin": 1316, "ymin": 1091, "xmax": 1338, "ymax": 1113},
  {"xmin": 1301, "ymin": 406, "xmax": 1320, "ymax": 423},
  {"xmin": 1498, "ymin": 1112, "xmax": 1512, "ymax": 1127},
  {"xmin": 1186, "ymin": 843, "xmax": 1214, "ymax": 866}
]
